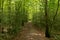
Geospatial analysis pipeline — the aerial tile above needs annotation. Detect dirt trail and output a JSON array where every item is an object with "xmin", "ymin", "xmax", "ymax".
[{"xmin": 13, "ymin": 22, "xmax": 50, "ymax": 40}]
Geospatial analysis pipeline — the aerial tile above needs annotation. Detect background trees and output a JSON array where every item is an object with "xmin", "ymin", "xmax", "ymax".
[
  {"xmin": 32, "ymin": 0, "xmax": 60, "ymax": 39},
  {"xmin": 0, "ymin": 0, "xmax": 60, "ymax": 40}
]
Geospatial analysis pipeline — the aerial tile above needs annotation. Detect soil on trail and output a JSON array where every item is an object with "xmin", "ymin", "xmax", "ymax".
[{"xmin": 13, "ymin": 21, "xmax": 50, "ymax": 40}]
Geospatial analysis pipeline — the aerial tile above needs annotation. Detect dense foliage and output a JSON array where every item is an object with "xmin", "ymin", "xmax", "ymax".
[{"xmin": 0, "ymin": 0, "xmax": 60, "ymax": 40}]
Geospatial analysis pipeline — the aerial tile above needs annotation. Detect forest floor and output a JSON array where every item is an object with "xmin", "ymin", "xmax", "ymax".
[{"xmin": 12, "ymin": 21, "xmax": 54, "ymax": 40}]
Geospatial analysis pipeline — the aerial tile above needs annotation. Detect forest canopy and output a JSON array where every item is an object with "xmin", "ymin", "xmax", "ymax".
[{"xmin": 0, "ymin": 0, "xmax": 60, "ymax": 40}]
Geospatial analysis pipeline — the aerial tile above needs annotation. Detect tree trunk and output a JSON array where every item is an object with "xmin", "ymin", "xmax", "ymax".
[
  {"xmin": 45, "ymin": 0, "xmax": 50, "ymax": 38},
  {"xmin": 53, "ymin": 0, "xmax": 59, "ymax": 21},
  {"xmin": 0, "ymin": 0, "xmax": 4, "ymax": 33}
]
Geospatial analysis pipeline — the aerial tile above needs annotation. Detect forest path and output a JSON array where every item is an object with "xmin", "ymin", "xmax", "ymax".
[{"xmin": 13, "ymin": 21, "xmax": 50, "ymax": 40}]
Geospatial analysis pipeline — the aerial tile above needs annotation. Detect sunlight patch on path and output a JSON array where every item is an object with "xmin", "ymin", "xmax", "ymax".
[{"xmin": 30, "ymin": 33, "xmax": 42, "ymax": 36}]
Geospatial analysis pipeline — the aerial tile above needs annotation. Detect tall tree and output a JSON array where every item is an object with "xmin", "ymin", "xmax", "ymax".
[
  {"xmin": 45, "ymin": 0, "xmax": 50, "ymax": 38},
  {"xmin": 50, "ymin": 0, "xmax": 60, "ymax": 34},
  {"xmin": 0, "ymin": 0, "xmax": 4, "ymax": 24},
  {"xmin": 15, "ymin": 1, "xmax": 22, "ymax": 26},
  {"xmin": 53, "ymin": 0, "xmax": 59, "ymax": 21},
  {"xmin": 0, "ymin": 0, "xmax": 5, "ymax": 33},
  {"xmin": 8, "ymin": 0, "xmax": 11, "ymax": 26}
]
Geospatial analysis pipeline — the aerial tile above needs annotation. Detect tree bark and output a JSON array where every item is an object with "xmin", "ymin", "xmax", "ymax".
[{"xmin": 45, "ymin": 0, "xmax": 50, "ymax": 38}]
